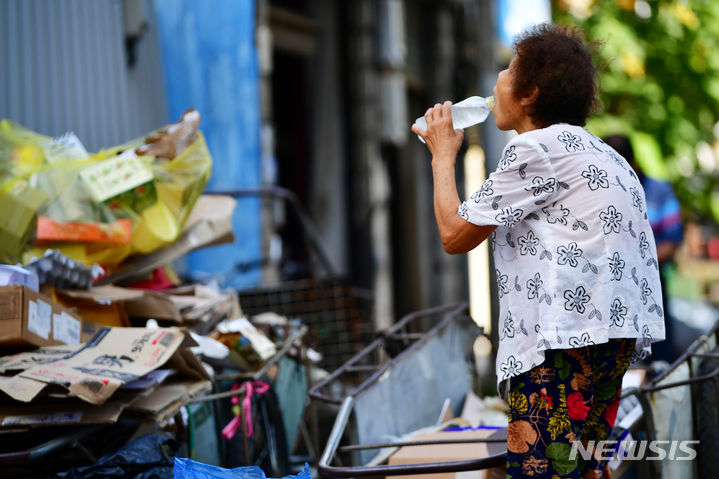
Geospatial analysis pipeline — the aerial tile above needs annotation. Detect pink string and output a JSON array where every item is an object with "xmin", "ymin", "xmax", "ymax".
[{"xmin": 221, "ymin": 380, "xmax": 270, "ymax": 440}]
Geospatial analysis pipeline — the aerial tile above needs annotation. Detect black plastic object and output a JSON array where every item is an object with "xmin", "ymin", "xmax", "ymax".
[{"xmin": 55, "ymin": 433, "xmax": 178, "ymax": 479}]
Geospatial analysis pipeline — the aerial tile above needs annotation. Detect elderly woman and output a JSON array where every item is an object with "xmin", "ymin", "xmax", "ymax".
[{"xmin": 412, "ymin": 24, "xmax": 664, "ymax": 478}]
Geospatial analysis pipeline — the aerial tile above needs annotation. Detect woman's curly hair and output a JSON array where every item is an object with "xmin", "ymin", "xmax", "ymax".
[{"xmin": 512, "ymin": 24, "xmax": 599, "ymax": 127}]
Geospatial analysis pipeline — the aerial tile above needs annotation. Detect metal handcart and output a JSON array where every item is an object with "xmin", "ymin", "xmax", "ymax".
[
  {"xmin": 311, "ymin": 307, "xmax": 719, "ymax": 479},
  {"xmin": 309, "ymin": 302, "xmax": 507, "ymax": 478},
  {"xmin": 614, "ymin": 317, "xmax": 719, "ymax": 479}
]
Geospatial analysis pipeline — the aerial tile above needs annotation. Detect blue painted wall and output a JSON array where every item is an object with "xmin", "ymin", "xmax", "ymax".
[{"xmin": 153, "ymin": 0, "xmax": 262, "ymax": 288}]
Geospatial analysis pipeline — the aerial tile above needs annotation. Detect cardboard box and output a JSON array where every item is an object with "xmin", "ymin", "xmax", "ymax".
[
  {"xmin": 0, "ymin": 285, "xmax": 84, "ymax": 349},
  {"xmin": 387, "ymin": 428, "xmax": 507, "ymax": 479}
]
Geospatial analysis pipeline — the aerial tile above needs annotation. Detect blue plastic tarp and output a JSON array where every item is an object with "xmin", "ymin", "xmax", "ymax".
[{"xmin": 173, "ymin": 458, "xmax": 310, "ymax": 479}]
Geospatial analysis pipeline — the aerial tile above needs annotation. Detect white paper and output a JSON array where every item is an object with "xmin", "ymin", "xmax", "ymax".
[
  {"xmin": 27, "ymin": 300, "xmax": 50, "ymax": 340},
  {"xmin": 53, "ymin": 312, "xmax": 81, "ymax": 345},
  {"xmin": 217, "ymin": 317, "xmax": 276, "ymax": 360}
]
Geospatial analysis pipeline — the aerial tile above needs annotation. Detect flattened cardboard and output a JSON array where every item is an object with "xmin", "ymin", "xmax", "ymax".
[
  {"xmin": 0, "ymin": 343, "xmax": 82, "ymax": 373},
  {"xmin": 57, "ymin": 285, "xmax": 145, "ymax": 302},
  {"xmin": 18, "ymin": 327, "xmax": 187, "ymax": 404},
  {"xmin": 126, "ymin": 378, "xmax": 211, "ymax": 425},
  {"xmin": 0, "ymin": 375, "xmax": 48, "ymax": 402},
  {"xmin": 0, "ymin": 398, "xmax": 134, "ymax": 428},
  {"xmin": 124, "ymin": 292, "xmax": 182, "ymax": 323}
]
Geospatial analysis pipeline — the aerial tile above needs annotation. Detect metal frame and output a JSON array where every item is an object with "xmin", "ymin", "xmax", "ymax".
[
  {"xmin": 314, "ymin": 311, "xmax": 719, "ymax": 478},
  {"xmin": 0, "ymin": 425, "xmax": 103, "ymax": 466},
  {"xmin": 187, "ymin": 324, "xmax": 309, "ymax": 470},
  {"xmin": 206, "ymin": 186, "xmax": 337, "ymax": 277},
  {"xmin": 309, "ymin": 303, "xmax": 470, "ymax": 404},
  {"xmin": 309, "ymin": 303, "xmax": 507, "ymax": 478},
  {"xmin": 617, "ymin": 317, "xmax": 719, "ymax": 478}
]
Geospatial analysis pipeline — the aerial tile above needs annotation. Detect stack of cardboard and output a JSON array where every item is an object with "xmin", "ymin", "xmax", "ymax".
[{"xmin": 0, "ymin": 327, "xmax": 211, "ymax": 429}]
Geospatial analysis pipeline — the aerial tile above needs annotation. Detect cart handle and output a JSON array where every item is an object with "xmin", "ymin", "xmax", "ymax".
[
  {"xmin": 206, "ymin": 186, "xmax": 336, "ymax": 277},
  {"xmin": 318, "ymin": 395, "xmax": 506, "ymax": 477}
]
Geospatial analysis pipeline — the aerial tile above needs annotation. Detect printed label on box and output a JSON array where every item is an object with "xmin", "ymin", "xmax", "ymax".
[
  {"xmin": 37, "ymin": 300, "xmax": 52, "ymax": 339},
  {"xmin": 27, "ymin": 300, "xmax": 50, "ymax": 340},
  {"xmin": 53, "ymin": 312, "xmax": 81, "ymax": 345}
]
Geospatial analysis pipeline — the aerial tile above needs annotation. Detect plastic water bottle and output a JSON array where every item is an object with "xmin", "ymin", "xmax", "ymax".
[{"xmin": 413, "ymin": 95, "xmax": 494, "ymax": 143}]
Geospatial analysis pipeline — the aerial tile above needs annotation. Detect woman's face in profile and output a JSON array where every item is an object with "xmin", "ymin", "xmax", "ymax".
[{"xmin": 492, "ymin": 57, "xmax": 524, "ymax": 132}]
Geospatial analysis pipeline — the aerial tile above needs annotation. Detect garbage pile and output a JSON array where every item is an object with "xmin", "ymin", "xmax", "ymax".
[{"xmin": 0, "ymin": 113, "xmax": 313, "ymax": 478}]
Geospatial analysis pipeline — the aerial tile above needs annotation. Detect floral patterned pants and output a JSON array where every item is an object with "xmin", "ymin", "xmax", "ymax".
[{"xmin": 506, "ymin": 338, "xmax": 636, "ymax": 479}]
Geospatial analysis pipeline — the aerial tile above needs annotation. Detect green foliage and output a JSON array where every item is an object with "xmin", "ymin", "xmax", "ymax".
[{"xmin": 553, "ymin": 0, "xmax": 719, "ymax": 222}]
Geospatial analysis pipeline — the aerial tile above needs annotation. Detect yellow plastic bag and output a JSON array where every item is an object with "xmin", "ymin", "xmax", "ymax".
[{"xmin": 2, "ymin": 118, "xmax": 212, "ymax": 267}]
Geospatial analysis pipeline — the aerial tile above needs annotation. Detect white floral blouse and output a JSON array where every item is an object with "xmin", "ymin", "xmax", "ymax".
[{"xmin": 459, "ymin": 123, "xmax": 665, "ymax": 387}]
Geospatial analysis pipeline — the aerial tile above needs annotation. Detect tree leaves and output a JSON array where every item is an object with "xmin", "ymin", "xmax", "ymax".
[{"xmin": 557, "ymin": 1, "xmax": 719, "ymax": 224}]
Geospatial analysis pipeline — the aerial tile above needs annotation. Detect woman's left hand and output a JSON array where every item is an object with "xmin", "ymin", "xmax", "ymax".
[{"xmin": 411, "ymin": 101, "xmax": 464, "ymax": 164}]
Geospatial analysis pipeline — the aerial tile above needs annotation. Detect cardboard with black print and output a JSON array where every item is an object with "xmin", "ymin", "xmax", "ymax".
[{"xmin": 0, "ymin": 327, "xmax": 209, "ymax": 406}]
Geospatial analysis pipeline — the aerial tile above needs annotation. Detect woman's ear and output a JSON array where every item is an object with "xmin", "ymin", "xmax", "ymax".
[{"xmin": 521, "ymin": 85, "xmax": 539, "ymax": 107}]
